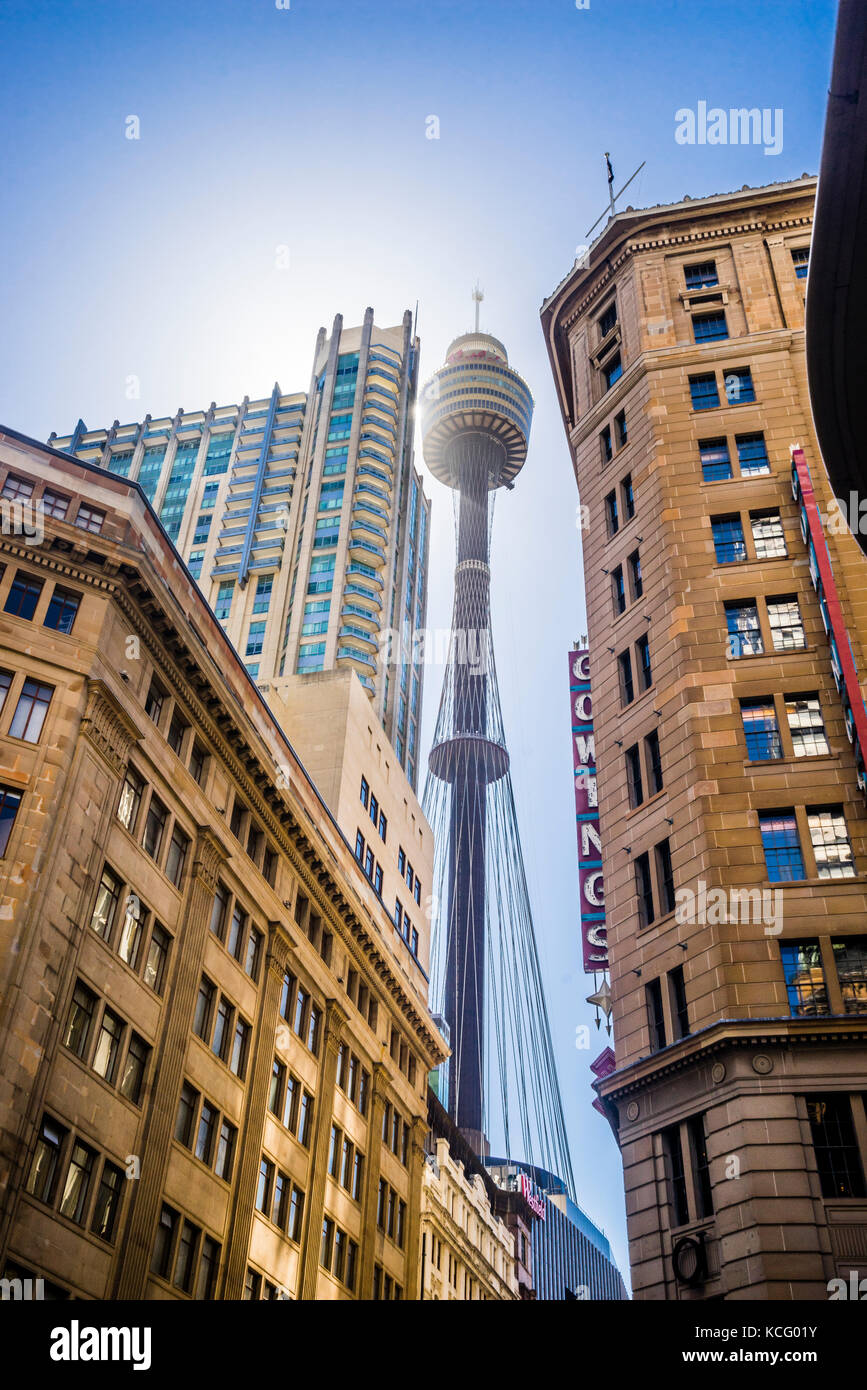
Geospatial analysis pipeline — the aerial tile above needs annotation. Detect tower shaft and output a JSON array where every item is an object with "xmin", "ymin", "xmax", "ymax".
[{"xmin": 444, "ymin": 437, "xmax": 496, "ymax": 1145}]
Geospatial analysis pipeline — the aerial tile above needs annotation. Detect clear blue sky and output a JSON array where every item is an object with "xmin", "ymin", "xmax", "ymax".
[{"xmin": 0, "ymin": 0, "xmax": 838, "ymax": 1282}]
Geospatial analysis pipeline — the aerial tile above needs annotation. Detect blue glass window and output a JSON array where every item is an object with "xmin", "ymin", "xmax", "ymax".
[
  {"xmin": 215, "ymin": 582, "xmax": 234, "ymax": 622},
  {"xmin": 780, "ymin": 942, "xmax": 827, "ymax": 1016},
  {"xmin": 725, "ymin": 368, "xmax": 755, "ymax": 404},
  {"xmin": 759, "ymin": 812, "xmax": 804, "ymax": 882},
  {"xmin": 712, "ymin": 515, "xmax": 746, "ymax": 564},
  {"xmin": 689, "ymin": 374, "xmax": 720, "ymax": 410},
  {"xmin": 791, "ymin": 248, "xmax": 809, "ymax": 281},
  {"xmin": 685, "ymin": 261, "xmax": 718, "ymax": 289},
  {"xmin": 137, "ymin": 446, "xmax": 166, "ymax": 502},
  {"xmin": 252, "ymin": 575, "xmax": 273, "ymax": 614},
  {"xmin": 693, "ymin": 312, "xmax": 728, "ymax": 343},
  {"xmin": 700, "ymin": 439, "xmax": 732, "ymax": 481},
  {"xmin": 737, "ymin": 433, "xmax": 770, "ymax": 475},
  {"xmin": 741, "ymin": 700, "xmax": 782, "ymax": 760},
  {"xmin": 246, "ymin": 621, "xmax": 266, "ymax": 657},
  {"xmin": 192, "ymin": 513, "xmax": 211, "ymax": 546},
  {"xmin": 204, "ymin": 432, "xmax": 234, "ymax": 476},
  {"xmin": 725, "ymin": 601, "xmax": 762, "ymax": 658},
  {"xmin": 603, "ymin": 353, "xmax": 623, "ymax": 391}
]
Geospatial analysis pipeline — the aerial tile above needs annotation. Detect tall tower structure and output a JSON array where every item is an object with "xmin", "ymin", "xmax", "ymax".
[{"xmin": 421, "ymin": 326, "xmax": 575, "ymax": 1188}]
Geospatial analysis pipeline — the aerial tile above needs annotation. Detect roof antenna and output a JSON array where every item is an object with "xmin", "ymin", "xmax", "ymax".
[{"xmin": 472, "ymin": 282, "xmax": 484, "ymax": 333}]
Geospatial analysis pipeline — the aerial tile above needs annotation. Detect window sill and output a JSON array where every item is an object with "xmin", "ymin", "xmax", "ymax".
[
  {"xmin": 727, "ymin": 644, "xmax": 815, "ymax": 663},
  {"xmin": 626, "ymin": 789, "xmax": 667, "ymax": 821}
]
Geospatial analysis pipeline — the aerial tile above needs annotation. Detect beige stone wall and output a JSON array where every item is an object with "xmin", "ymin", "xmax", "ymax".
[
  {"xmin": 0, "ymin": 432, "xmax": 446, "ymax": 1300},
  {"xmin": 544, "ymin": 179, "xmax": 867, "ymax": 1299},
  {"xmin": 419, "ymin": 1137, "xmax": 517, "ymax": 1300}
]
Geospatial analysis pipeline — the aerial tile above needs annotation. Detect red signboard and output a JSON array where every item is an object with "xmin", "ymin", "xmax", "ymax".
[{"xmin": 570, "ymin": 649, "xmax": 607, "ymax": 973}]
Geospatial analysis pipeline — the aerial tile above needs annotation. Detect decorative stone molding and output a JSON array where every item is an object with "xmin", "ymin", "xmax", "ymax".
[
  {"xmin": 192, "ymin": 825, "xmax": 229, "ymax": 893},
  {"xmin": 80, "ymin": 678, "xmax": 143, "ymax": 776}
]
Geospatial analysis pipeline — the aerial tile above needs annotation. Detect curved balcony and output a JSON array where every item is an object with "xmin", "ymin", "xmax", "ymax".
[
  {"xmin": 341, "ymin": 602, "xmax": 380, "ymax": 628},
  {"xmin": 351, "ymin": 516, "xmax": 387, "ymax": 543},
  {"xmin": 353, "ymin": 494, "xmax": 390, "ymax": 525},
  {"xmin": 357, "ymin": 674, "xmax": 376, "ymax": 696},
  {"xmin": 344, "ymin": 581, "xmax": 382, "ymax": 609},
  {"xmin": 348, "ymin": 537, "xmax": 386, "ymax": 567},
  {"xmin": 358, "ymin": 446, "xmax": 393, "ymax": 469},
  {"xmin": 336, "ymin": 644, "xmax": 378, "ymax": 673},
  {"xmin": 338, "ymin": 623, "xmax": 378, "ymax": 650},
  {"xmin": 346, "ymin": 563, "xmax": 383, "ymax": 588},
  {"xmin": 354, "ymin": 479, "xmax": 390, "ymax": 504}
]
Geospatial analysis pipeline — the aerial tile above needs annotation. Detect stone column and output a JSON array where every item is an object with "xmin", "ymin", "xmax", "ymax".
[
  {"xmin": 221, "ymin": 923, "xmax": 294, "ymax": 1298},
  {"xmin": 298, "ymin": 997, "xmax": 348, "ymax": 1299},
  {"xmin": 112, "ymin": 828, "xmax": 227, "ymax": 1299},
  {"xmin": 357, "ymin": 1062, "xmax": 389, "ymax": 1299}
]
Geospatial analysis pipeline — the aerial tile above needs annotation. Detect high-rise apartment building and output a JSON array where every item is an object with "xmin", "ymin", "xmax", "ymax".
[
  {"xmin": 542, "ymin": 177, "xmax": 867, "ymax": 1299},
  {"xmin": 49, "ymin": 309, "xmax": 431, "ymax": 789},
  {"xmin": 0, "ymin": 429, "xmax": 445, "ymax": 1300}
]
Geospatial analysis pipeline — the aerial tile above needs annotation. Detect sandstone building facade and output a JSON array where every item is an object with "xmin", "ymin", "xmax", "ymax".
[
  {"xmin": 542, "ymin": 178, "xmax": 867, "ymax": 1298},
  {"xmin": 0, "ymin": 428, "xmax": 445, "ymax": 1300}
]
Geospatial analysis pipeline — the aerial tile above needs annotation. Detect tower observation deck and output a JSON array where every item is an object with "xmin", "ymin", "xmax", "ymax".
[{"xmin": 421, "ymin": 327, "xmax": 575, "ymax": 1193}]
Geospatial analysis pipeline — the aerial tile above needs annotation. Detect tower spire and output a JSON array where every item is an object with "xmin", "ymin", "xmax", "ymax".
[{"xmin": 472, "ymin": 282, "xmax": 484, "ymax": 333}]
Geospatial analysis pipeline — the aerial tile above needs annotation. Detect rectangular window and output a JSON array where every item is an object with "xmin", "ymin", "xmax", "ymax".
[
  {"xmin": 740, "ymin": 699, "xmax": 782, "ymax": 760},
  {"xmin": 832, "ymin": 938, "xmax": 867, "ymax": 1015},
  {"xmin": 44, "ymin": 586, "xmax": 80, "ymax": 634},
  {"xmin": 786, "ymin": 695, "xmax": 830, "ymax": 757},
  {"xmin": 636, "ymin": 634, "xmax": 652, "ymax": 690},
  {"xmin": 0, "ymin": 784, "xmax": 22, "ymax": 857},
  {"xmin": 90, "ymin": 867, "xmax": 121, "ymax": 940},
  {"xmin": 252, "ymin": 575, "xmax": 273, "ymax": 614},
  {"xmin": 711, "ymin": 515, "xmax": 746, "ymax": 564},
  {"xmin": 143, "ymin": 923, "xmax": 170, "ymax": 995},
  {"xmin": 615, "ymin": 409, "xmax": 627, "ymax": 447},
  {"xmin": 165, "ymin": 826, "xmax": 190, "ymax": 888},
  {"xmin": 193, "ymin": 976, "xmax": 215, "ymax": 1041},
  {"xmin": 288, "ymin": 1186, "xmax": 304, "ymax": 1242},
  {"xmin": 189, "ymin": 740, "xmax": 208, "ymax": 785},
  {"xmin": 26, "ymin": 1115, "xmax": 68, "ymax": 1203},
  {"xmin": 751, "ymin": 511, "xmax": 787, "ymax": 559},
  {"xmin": 256, "ymin": 1159, "xmax": 274, "ymax": 1214},
  {"xmin": 175, "ymin": 1082, "xmax": 198, "ymax": 1148},
  {"xmin": 142, "ymin": 796, "xmax": 167, "ymax": 861},
  {"xmin": 621, "ymin": 474, "xmax": 635, "ymax": 520},
  {"xmin": 75, "ymin": 503, "xmax": 104, "ymax": 535},
  {"xmin": 685, "ymin": 260, "xmax": 718, "ymax": 289},
  {"xmin": 780, "ymin": 941, "xmax": 828, "ymax": 1016},
  {"xmin": 808, "ymin": 806, "xmax": 856, "ymax": 879},
  {"xmin": 791, "ymin": 247, "xmax": 810, "ymax": 280},
  {"xmin": 117, "ymin": 767, "xmax": 144, "ymax": 832},
  {"xmin": 635, "ymin": 851, "xmax": 655, "ymax": 928},
  {"xmin": 612, "ymin": 566, "xmax": 626, "ymax": 616},
  {"xmin": 618, "ymin": 650, "xmax": 634, "ymax": 706},
  {"xmin": 628, "ymin": 549, "xmax": 643, "ymax": 600},
  {"xmin": 604, "ymin": 490, "xmax": 619, "ymax": 537},
  {"xmin": 195, "ymin": 1101, "xmax": 216, "ymax": 1165},
  {"xmin": 625, "ymin": 744, "xmax": 643, "ymax": 808},
  {"xmin": 662, "ymin": 1126, "xmax": 689, "ymax": 1227},
  {"xmin": 209, "ymin": 885, "xmax": 228, "ymax": 941},
  {"xmin": 119, "ymin": 1032, "xmax": 149, "ymax": 1104},
  {"xmin": 298, "ymin": 1091, "xmax": 313, "ymax": 1147},
  {"xmin": 725, "ymin": 601, "xmax": 763, "ymax": 658},
  {"xmin": 91, "ymin": 1161, "xmax": 124, "ymax": 1243},
  {"xmin": 59, "ymin": 1140, "xmax": 96, "ymax": 1224},
  {"xmin": 212, "ymin": 997, "xmax": 233, "ymax": 1061},
  {"xmin": 272, "ymin": 1172, "xmax": 287, "ymax": 1229},
  {"xmin": 725, "ymin": 367, "xmax": 755, "ymax": 404},
  {"xmin": 759, "ymin": 812, "xmax": 805, "ymax": 882},
  {"xmin": 196, "ymin": 1236, "xmax": 220, "ymax": 1299},
  {"xmin": 805, "ymin": 1095, "xmax": 866, "ymax": 1198},
  {"xmin": 736, "ymin": 432, "xmax": 770, "ymax": 475},
  {"xmin": 699, "ymin": 438, "xmax": 732, "ymax": 482},
  {"xmin": 689, "ymin": 373, "xmax": 720, "ymax": 410},
  {"xmin": 92, "ymin": 1008, "xmax": 124, "ymax": 1083},
  {"xmin": 63, "ymin": 981, "xmax": 97, "ymax": 1059},
  {"xmin": 144, "ymin": 680, "xmax": 165, "ymax": 724},
  {"xmin": 600, "ymin": 425, "xmax": 613, "ymax": 464},
  {"xmin": 151, "ymin": 1205, "xmax": 178, "ymax": 1279},
  {"xmin": 167, "ymin": 714, "xmax": 188, "ymax": 756},
  {"xmin": 670, "ymin": 965, "xmax": 690, "ymax": 1039},
  {"xmin": 646, "ymin": 978, "xmax": 666, "ymax": 1051},
  {"xmin": 598, "ymin": 301, "xmax": 617, "ymax": 338},
  {"xmin": 693, "ymin": 310, "xmax": 728, "ymax": 343},
  {"xmin": 2, "ymin": 473, "xmax": 33, "ymax": 501},
  {"xmin": 9, "ymin": 679, "xmax": 53, "ymax": 742},
  {"xmin": 645, "ymin": 730, "xmax": 663, "ymax": 795},
  {"xmin": 687, "ymin": 1115, "xmax": 714, "ymax": 1218},
  {"xmin": 768, "ymin": 594, "xmax": 806, "ymax": 649},
  {"xmin": 360, "ymin": 775, "xmax": 369, "ymax": 808},
  {"xmin": 5, "ymin": 573, "xmax": 43, "ymax": 621},
  {"xmin": 603, "ymin": 352, "xmax": 622, "ymax": 391},
  {"xmin": 656, "ymin": 838, "xmax": 675, "ymax": 914}
]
